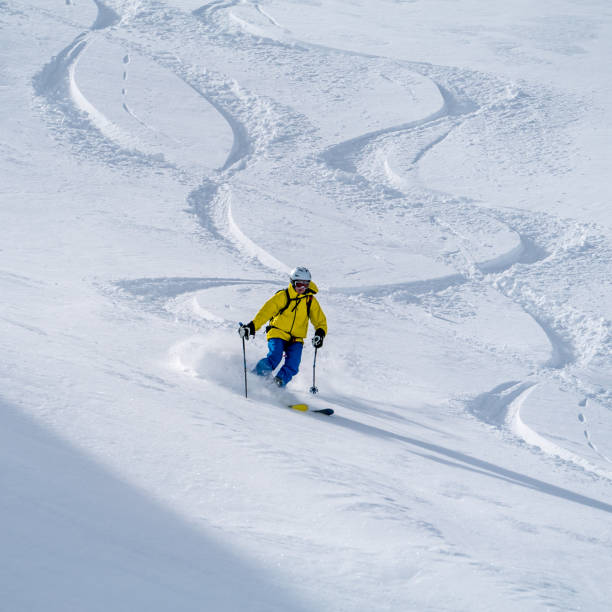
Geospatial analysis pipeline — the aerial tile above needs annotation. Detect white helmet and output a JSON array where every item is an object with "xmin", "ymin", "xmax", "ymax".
[{"xmin": 289, "ymin": 266, "xmax": 311, "ymax": 283}]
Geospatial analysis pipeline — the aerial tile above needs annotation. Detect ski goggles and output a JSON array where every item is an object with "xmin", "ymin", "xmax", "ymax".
[{"xmin": 294, "ymin": 281, "xmax": 310, "ymax": 288}]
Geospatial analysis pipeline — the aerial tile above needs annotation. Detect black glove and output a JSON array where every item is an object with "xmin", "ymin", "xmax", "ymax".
[
  {"xmin": 238, "ymin": 321, "xmax": 255, "ymax": 340},
  {"xmin": 312, "ymin": 328, "xmax": 325, "ymax": 348}
]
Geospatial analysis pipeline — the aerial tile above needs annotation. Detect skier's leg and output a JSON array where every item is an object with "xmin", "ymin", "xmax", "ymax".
[
  {"xmin": 275, "ymin": 341, "xmax": 304, "ymax": 386},
  {"xmin": 255, "ymin": 338, "xmax": 285, "ymax": 376}
]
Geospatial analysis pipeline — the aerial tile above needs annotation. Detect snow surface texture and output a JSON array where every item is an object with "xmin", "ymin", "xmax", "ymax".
[{"xmin": 2, "ymin": 0, "xmax": 612, "ymax": 610}]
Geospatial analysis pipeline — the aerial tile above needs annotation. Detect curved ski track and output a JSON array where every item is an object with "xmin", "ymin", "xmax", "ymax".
[{"xmin": 34, "ymin": 0, "xmax": 612, "ymax": 477}]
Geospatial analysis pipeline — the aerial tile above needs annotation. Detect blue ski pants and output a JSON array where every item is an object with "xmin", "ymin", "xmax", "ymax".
[{"xmin": 255, "ymin": 338, "xmax": 304, "ymax": 387}]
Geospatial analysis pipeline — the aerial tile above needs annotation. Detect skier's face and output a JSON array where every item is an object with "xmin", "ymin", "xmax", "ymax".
[{"xmin": 294, "ymin": 281, "xmax": 309, "ymax": 294}]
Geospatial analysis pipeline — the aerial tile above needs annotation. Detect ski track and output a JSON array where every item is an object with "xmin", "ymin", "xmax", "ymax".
[
  {"xmin": 91, "ymin": 0, "xmax": 120, "ymax": 31},
  {"xmin": 507, "ymin": 386, "xmax": 612, "ymax": 481},
  {"xmin": 35, "ymin": 1, "xmax": 612, "ymax": 480},
  {"xmin": 192, "ymin": 1, "xmax": 612, "ymax": 474},
  {"xmin": 114, "ymin": 276, "xmax": 278, "ymax": 309},
  {"xmin": 469, "ymin": 382, "xmax": 612, "ymax": 481}
]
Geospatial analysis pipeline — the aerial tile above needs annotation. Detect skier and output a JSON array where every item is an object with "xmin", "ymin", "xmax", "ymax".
[{"xmin": 238, "ymin": 267, "xmax": 327, "ymax": 388}]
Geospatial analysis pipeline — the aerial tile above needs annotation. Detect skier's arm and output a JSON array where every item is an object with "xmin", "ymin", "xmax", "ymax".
[
  {"xmin": 309, "ymin": 298, "xmax": 327, "ymax": 335},
  {"xmin": 252, "ymin": 292, "xmax": 287, "ymax": 331}
]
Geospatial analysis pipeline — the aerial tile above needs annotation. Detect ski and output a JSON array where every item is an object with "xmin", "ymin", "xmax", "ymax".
[{"xmin": 288, "ymin": 403, "xmax": 334, "ymax": 416}]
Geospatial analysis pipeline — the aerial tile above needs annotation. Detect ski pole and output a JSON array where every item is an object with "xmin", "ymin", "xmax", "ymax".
[
  {"xmin": 310, "ymin": 347, "xmax": 319, "ymax": 394},
  {"xmin": 239, "ymin": 322, "xmax": 248, "ymax": 398}
]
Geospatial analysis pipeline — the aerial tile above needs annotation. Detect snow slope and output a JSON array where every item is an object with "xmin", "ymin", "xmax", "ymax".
[{"xmin": 1, "ymin": 1, "xmax": 611, "ymax": 610}]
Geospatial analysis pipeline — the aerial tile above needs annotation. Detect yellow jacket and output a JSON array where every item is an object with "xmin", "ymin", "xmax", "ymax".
[{"xmin": 252, "ymin": 282, "xmax": 327, "ymax": 343}]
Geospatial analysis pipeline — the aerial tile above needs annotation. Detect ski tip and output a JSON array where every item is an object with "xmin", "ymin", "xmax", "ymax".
[
  {"xmin": 312, "ymin": 408, "xmax": 334, "ymax": 416},
  {"xmin": 288, "ymin": 403, "xmax": 309, "ymax": 412}
]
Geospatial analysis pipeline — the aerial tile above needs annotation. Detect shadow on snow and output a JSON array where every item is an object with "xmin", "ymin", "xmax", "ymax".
[
  {"xmin": 0, "ymin": 397, "xmax": 311, "ymax": 612},
  {"xmin": 328, "ymin": 415, "xmax": 612, "ymax": 515}
]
